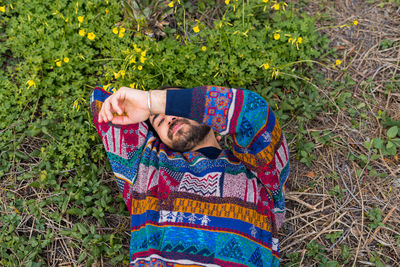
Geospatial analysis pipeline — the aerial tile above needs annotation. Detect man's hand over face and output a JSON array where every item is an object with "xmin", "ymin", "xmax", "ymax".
[{"xmin": 98, "ymin": 87, "xmax": 149, "ymax": 125}]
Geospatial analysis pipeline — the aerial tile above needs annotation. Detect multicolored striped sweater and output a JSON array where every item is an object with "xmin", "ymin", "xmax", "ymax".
[{"xmin": 90, "ymin": 85, "xmax": 290, "ymax": 267}]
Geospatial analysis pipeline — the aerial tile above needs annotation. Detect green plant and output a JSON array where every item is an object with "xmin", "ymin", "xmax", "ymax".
[
  {"xmin": 325, "ymin": 231, "xmax": 343, "ymax": 243},
  {"xmin": 328, "ymin": 185, "xmax": 346, "ymax": 200},
  {"xmin": 285, "ymin": 252, "xmax": 300, "ymax": 267},
  {"xmin": 340, "ymin": 245, "xmax": 352, "ymax": 265},
  {"xmin": 367, "ymin": 207, "xmax": 385, "ymax": 230},
  {"xmin": 369, "ymin": 251, "xmax": 386, "ymax": 267},
  {"xmin": 122, "ymin": 0, "xmax": 173, "ymax": 37}
]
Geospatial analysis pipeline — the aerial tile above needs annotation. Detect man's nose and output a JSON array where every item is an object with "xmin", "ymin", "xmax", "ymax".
[{"xmin": 167, "ymin": 116, "xmax": 177, "ymax": 125}]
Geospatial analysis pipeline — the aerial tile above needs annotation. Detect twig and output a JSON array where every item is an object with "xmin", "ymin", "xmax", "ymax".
[{"xmin": 365, "ymin": 205, "xmax": 398, "ymax": 246}]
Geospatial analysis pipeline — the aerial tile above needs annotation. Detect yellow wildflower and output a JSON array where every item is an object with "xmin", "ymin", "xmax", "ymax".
[
  {"xmin": 133, "ymin": 44, "xmax": 141, "ymax": 53},
  {"xmin": 353, "ymin": 20, "xmax": 358, "ymax": 26},
  {"xmin": 138, "ymin": 65, "xmax": 143, "ymax": 71},
  {"xmin": 64, "ymin": 57, "xmax": 69, "ymax": 63},
  {"xmin": 129, "ymin": 58, "xmax": 136, "ymax": 64},
  {"xmin": 26, "ymin": 80, "xmax": 36, "ymax": 88},
  {"xmin": 120, "ymin": 70, "xmax": 125, "ymax": 78},
  {"xmin": 274, "ymin": 32, "xmax": 280, "ymax": 40},
  {"xmin": 79, "ymin": 29, "xmax": 85, "ymax": 36},
  {"xmin": 272, "ymin": 3, "xmax": 280, "ymax": 10},
  {"xmin": 272, "ymin": 68, "xmax": 279, "ymax": 79},
  {"xmin": 114, "ymin": 72, "xmax": 120, "ymax": 79},
  {"xmin": 0, "ymin": 6, "xmax": 5, "ymax": 12},
  {"xmin": 56, "ymin": 61, "xmax": 62, "ymax": 67},
  {"xmin": 120, "ymin": 27, "xmax": 126, "ymax": 33},
  {"xmin": 87, "ymin": 32, "xmax": 95, "ymax": 40},
  {"xmin": 118, "ymin": 32, "xmax": 124, "ymax": 38},
  {"xmin": 168, "ymin": 1, "xmax": 174, "ymax": 7},
  {"xmin": 130, "ymin": 83, "xmax": 136, "ymax": 88},
  {"xmin": 193, "ymin": 25, "xmax": 200, "ymax": 33},
  {"xmin": 112, "ymin": 27, "xmax": 118, "ymax": 34},
  {"xmin": 262, "ymin": 63, "xmax": 270, "ymax": 70},
  {"xmin": 262, "ymin": 0, "xmax": 268, "ymax": 2},
  {"xmin": 201, "ymin": 46, "xmax": 207, "ymax": 51},
  {"xmin": 336, "ymin": 59, "xmax": 342, "ymax": 65},
  {"xmin": 105, "ymin": 9, "xmax": 109, "ymax": 13},
  {"xmin": 225, "ymin": 0, "xmax": 230, "ymax": 4},
  {"xmin": 296, "ymin": 37, "xmax": 302, "ymax": 44},
  {"xmin": 140, "ymin": 56, "xmax": 146, "ymax": 64},
  {"xmin": 78, "ymin": 16, "xmax": 84, "ymax": 23},
  {"xmin": 141, "ymin": 50, "xmax": 146, "ymax": 57}
]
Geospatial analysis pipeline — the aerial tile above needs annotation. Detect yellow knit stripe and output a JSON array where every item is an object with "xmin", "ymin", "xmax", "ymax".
[{"xmin": 131, "ymin": 196, "xmax": 271, "ymax": 232}]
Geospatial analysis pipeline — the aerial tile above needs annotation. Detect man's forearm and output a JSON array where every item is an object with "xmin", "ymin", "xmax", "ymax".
[{"xmin": 150, "ymin": 90, "xmax": 166, "ymax": 115}]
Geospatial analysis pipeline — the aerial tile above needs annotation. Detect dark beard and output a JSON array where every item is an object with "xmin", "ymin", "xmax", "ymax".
[{"xmin": 167, "ymin": 119, "xmax": 211, "ymax": 153}]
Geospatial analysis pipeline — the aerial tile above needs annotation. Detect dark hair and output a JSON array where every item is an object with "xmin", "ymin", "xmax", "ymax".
[{"xmin": 145, "ymin": 86, "xmax": 185, "ymax": 139}]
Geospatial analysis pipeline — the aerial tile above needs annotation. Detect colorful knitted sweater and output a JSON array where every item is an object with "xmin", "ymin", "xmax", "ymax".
[{"xmin": 90, "ymin": 85, "xmax": 290, "ymax": 267}]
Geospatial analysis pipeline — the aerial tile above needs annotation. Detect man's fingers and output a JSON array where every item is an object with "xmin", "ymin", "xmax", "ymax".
[
  {"xmin": 111, "ymin": 94, "xmax": 123, "ymax": 115},
  {"xmin": 102, "ymin": 98, "xmax": 113, "ymax": 122}
]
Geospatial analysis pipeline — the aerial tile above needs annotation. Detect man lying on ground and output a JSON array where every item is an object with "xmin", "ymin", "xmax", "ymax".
[{"xmin": 90, "ymin": 85, "xmax": 290, "ymax": 267}]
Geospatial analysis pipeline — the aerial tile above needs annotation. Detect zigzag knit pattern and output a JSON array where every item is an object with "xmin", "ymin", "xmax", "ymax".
[{"xmin": 91, "ymin": 85, "xmax": 289, "ymax": 267}]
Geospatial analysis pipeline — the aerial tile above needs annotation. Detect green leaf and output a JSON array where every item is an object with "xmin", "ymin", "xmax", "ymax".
[
  {"xmin": 78, "ymin": 251, "xmax": 87, "ymax": 263},
  {"xmin": 372, "ymin": 138, "xmax": 384, "ymax": 149},
  {"xmin": 76, "ymin": 223, "xmax": 88, "ymax": 235},
  {"xmin": 387, "ymin": 126, "xmax": 398, "ymax": 139}
]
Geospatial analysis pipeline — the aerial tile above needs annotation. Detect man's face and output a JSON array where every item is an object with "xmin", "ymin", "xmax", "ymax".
[{"xmin": 149, "ymin": 114, "xmax": 211, "ymax": 152}]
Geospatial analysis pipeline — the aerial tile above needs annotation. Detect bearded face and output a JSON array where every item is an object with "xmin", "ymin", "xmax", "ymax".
[{"xmin": 150, "ymin": 115, "xmax": 211, "ymax": 153}]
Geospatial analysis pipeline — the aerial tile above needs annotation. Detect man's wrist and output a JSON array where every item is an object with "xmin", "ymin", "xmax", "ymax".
[{"xmin": 149, "ymin": 90, "xmax": 166, "ymax": 114}]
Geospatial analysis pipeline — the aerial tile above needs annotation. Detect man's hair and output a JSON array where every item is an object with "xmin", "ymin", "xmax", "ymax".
[{"xmin": 146, "ymin": 86, "xmax": 184, "ymax": 140}]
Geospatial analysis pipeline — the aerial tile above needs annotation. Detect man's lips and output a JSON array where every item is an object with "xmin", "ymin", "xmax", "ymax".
[{"xmin": 171, "ymin": 123, "xmax": 183, "ymax": 135}]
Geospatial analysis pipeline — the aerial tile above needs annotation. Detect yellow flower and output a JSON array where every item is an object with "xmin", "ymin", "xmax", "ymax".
[
  {"xmin": 120, "ymin": 27, "xmax": 126, "ymax": 33},
  {"xmin": 114, "ymin": 72, "xmax": 120, "ymax": 79},
  {"xmin": 274, "ymin": 32, "xmax": 280, "ymax": 40},
  {"xmin": 129, "ymin": 58, "xmax": 136, "ymax": 64},
  {"xmin": 272, "ymin": 3, "xmax": 280, "ymax": 10},
  {"xmin": 0, "ymin": 6, "xmax": 5, "ymax": 12},
  {"xmin": 26, "ymin": 80, "xmax": 36, "ymax": 88},
  {"xmin": 262, "ymin": 0, "xmax": 268, "ymax": 2},
  {"xmin": 353, "ymin": 20, "xmax": 358, "ymax": 26},
  {"xmin": 225, "ymin": 0, "xmax": 230, "ymax": 4},
  {"xmin": 201, "ymin": 46, "xmax": 207, "ymax": 51},
  {"xmin": 262, "ymin": 63, "xmax": 270, "ymax": 70},
  {"xmin": 64, "ymin": 57, "xmax": 69, "ymax": 63},
  {"xmin": 133, "ymin": 44, "xmax": 141, "ymax": 53},
  {"xmin": 118, "ymin": 32, "xmax": 124, "ymax": 38},
  {"xmin": 105, "ymin": 9, "xmax": 109, "ymax": 14},
  {"xmin": 56, "ymin": 61, "xmax": 62, "ymax": 67},
  {"xmin": 78, "ymin": 16, "xmax": 84, "ymax": 23},
  {"xmin": 141, "ymin": 50, "xmax": 146, "ymax": 57},
  {"xmin": 140, "ymin": 56, "xmax": 146, "ymax": 64},
  {"xmin": 87, "ymin": 32, "xmax": 95, "ymax": 40},
  {"xmin": 336, "ymin": 59, "xmax": 342, "ymax": 65},
  {"xmin": 112, "ymin": 27, "xmax": 118, "ymax": 34},
  {"xmin": 193, "ymin": 25, "xmax": 200, "ymax": 33},
  {"xmin": 138, "ymin": 65, "xmax": 143, "ymax": 71},
  {"xmin": 79, "ymin": 29, "xmax": 85, "ymax": 36},
  {"xmin": 120, "ymin": 70, "xmax": 125, "ymax": 78},
  {"xmin": 168, "ymin": 1, "xmax": 174, "ymax": 7},
  {"xmin": 130, "ymin": 83, "xmax": 136, "ymax": 88},
  {"xmin": 297, "ymin": 37, "xmax": 303, "ymax": 44}
]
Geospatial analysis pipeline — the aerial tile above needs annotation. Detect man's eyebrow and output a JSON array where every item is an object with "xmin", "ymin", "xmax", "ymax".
[{"xmin": 152, "ymin": 114, "xmax": 159, "ymax": 125}]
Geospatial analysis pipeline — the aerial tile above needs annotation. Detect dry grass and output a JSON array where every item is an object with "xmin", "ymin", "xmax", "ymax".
[{"xmin": 281, "ymin": 0, "xmax": 400, "ymax": 265}]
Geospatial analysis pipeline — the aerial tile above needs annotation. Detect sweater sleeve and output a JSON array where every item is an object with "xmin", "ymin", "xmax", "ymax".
[
  {"xmin": 90, "ymin": 86, "xmax": 149, "ymax": 213},
  {"xmin": 166, "ymin": 86, "xmax": 290, "ymax": 223}
]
